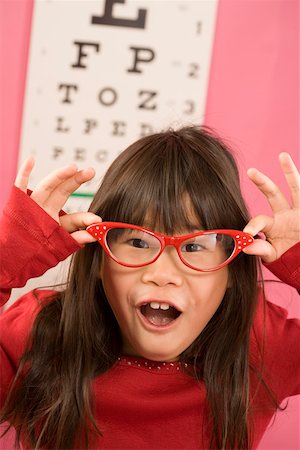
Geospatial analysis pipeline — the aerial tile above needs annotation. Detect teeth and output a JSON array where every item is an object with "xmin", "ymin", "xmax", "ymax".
[
  {"xmin": 160, "ymin": 303, "xmax": 170, "ymax": 310},
  {"xmin": 150, "ymin": 302, "xmax": 170, "ymax": 311},
  {"xmin": 150, "ymin": 302, "xmax": 160, "ymax": 310},
  {"xmin": 149, "ymin": 302, "xmax": 170, "ymax": 310}
]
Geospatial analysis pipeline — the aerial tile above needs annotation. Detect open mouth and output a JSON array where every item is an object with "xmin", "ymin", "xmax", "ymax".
[{"xmin": 139, "ymin": 302, "xmax": 182, "ymax": 327}]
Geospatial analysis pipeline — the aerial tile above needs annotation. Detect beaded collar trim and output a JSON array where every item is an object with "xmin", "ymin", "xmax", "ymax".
[{"xmin": 117, "ymin": 356, "xmax": 190, "ymax": 373}]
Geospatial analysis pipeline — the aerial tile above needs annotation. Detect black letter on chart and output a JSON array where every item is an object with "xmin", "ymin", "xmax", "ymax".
[
  {"xmin": 52, "ymin": 147, "xmax": 64, "ymax": 159},
  {"xmin": 112, "ymin": 120, "xmax": 126, "ymax": 136},
  {"xmin": 71, "ymin": 41, "xmax": 100, "ymax": 69},
  {"xmin": 58, "ymin": 84, "xmax": 78, "ymax": 104},
  {"xmin": 98, "ymin": 87, "xmax": 118, "ymax": 106},
  {"xmin": 138, "ymin": 91, "xmax": 157, "ymax": 110},
  {"xmin": 188, "ymin": 63, "xmax": 200, "ymax": 79},
  {"xmin": 183, "ymin": 100, "xmax": 195, "ymax": 115},
  {"xmin": 83, "ymin": 119, "xmax": 98, "ymax": 134},
  {"xmin": 56, "ymin": 117, "xmax": 70, "ymax": 132},
  {"xmin": 127, "ymin": 47, "xmax": 155, "ymax": 74},
  {"xmin": 96, "ymin": 150, "xmax": 109, "ymax": 163},
  {"xmin": 91, "ymin": 0, "xmax": 147, "ymax": 29},
  {"xmin": 139, "ymin": 123, "xmax": 153, "ymax": 137},
  {"xmin": 75, "ymin": 148, "xmax": 87, "ymax": 161}
]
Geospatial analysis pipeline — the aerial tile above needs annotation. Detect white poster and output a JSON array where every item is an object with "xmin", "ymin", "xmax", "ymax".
[{"xmin": 19, "ymin": 0, "xmax": 218, "ymax": 211}]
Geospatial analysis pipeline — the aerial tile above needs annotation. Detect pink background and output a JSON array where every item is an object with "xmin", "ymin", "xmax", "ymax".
[{"xmin": 0, "ymin": 0, "xmax": 299, "ymax": 449}]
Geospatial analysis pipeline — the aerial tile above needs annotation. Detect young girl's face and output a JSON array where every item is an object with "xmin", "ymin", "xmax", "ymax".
[{"xmin": 100, "ymin": 230, "xmax": 229, "ymax": 362}]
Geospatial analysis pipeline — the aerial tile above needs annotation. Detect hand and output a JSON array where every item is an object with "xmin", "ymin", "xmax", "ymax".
[
  {"xmin": 243, "ymin": 152, "xmax": 300, "ymax": 263},
  {"xmin": 15, "ymin": 156, "xmax": 102, "ymax": 245}
]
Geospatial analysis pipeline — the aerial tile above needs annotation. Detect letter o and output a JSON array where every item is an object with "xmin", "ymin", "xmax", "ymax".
[
  {"xmin": 98, "ymin": 87, "xmax": 118, "ymax": 106},
  {"xmin": 95, "ymin": 150, "xmax": 108, "ymax": 162}
]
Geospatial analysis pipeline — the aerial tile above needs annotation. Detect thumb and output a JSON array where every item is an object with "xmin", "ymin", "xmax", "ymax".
[
  {"xmin": 243, "ymin": 215, "xmax": 278, "ymax": 262},
  {"xmin": 60, "ymin": 212, "xmax": 102, "ymax": 233},
  {"xmin": 70, "ymin": 229, "xmax": 100, "ymax": 245}
]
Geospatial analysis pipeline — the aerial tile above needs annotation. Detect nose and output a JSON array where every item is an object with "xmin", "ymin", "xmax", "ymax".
[{"xmin": 141, "ymin": 247, "xmax": 184, "ymax": 287}]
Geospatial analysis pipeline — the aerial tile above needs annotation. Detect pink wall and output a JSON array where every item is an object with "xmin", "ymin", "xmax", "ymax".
[
  {"xmin": 0, "ymin": 0, "xmax": 34, "ymax": 209},
  {"xmin": 204, "ymin": 0, "xmax": 299, "ymax": 210},
  {"xmin": 0, "ymin": 0, "xmax": 299, "ymax": 449}
]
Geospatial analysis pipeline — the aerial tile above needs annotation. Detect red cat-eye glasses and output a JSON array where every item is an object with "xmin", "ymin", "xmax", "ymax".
[{"xmin": 86, "ymin": 222, "xmax": 254, "ymax": 272}]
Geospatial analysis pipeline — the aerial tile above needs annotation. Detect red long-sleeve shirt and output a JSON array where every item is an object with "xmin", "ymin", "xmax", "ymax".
[{"xmin": 0, "ymin": 187, "xmax": 300, "ymax": 449}]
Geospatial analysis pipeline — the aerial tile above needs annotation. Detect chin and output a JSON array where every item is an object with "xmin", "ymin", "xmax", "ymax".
[
  {"xmin": 122, "ymin": 334, "xmax": 188, "ymax": 362},
  {"xmin": 132, "ymin": 346, "xmax": 182, "ymax": 362}
]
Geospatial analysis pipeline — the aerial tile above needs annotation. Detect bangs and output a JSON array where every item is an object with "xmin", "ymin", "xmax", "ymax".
[
  {"xmin": 90, "ymin": 127, "xmax": 249, "ymax": 235},
  {"xmin": 105, "ymin": 153, "xmax": 204, "ymax": 234}
]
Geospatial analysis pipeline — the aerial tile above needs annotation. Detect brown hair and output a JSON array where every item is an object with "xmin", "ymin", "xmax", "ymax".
[{"xmin": 1, "ymin": 126, "xmax": 278, "ymax": 449}]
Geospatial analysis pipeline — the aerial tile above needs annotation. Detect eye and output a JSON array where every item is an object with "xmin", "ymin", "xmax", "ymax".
[
  {"xmin": 128, "ymin": 238, "xmax": 149, "ymax": 249},
  {"xmin": 181, "ymin": 243, "xmax": 204, "ymax": 252}
]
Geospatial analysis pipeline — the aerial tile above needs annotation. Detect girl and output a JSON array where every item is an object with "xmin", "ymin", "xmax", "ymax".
[{"xmin": 0, "ymin": 126, "xmax": 299, "ymax": 450}]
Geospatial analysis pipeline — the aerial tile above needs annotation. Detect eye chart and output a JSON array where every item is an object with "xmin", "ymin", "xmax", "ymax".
[{"xmin": 19, "ymin": 0, "xmax": 218, "ymax": 211}]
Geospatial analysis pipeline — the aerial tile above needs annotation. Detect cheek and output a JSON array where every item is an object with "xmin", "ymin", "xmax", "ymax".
[
  {"xmin": 210, "ymin": 269, "xmax": 229, "ymax": 302},
  {"xmin": 100, "ymin": 257, "xmax": 134, "ymax": 319},
  {"xmin": 191, "ymin": 269, "xmax": 228, "ymax": 325}
]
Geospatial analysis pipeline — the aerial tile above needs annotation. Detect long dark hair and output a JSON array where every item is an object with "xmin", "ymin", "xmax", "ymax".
[{"xmin": 1, "ymin": 126, "xmax": 279, "ymax": 449}]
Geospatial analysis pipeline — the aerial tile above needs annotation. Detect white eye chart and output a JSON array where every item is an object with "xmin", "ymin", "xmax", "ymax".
[{"xmin": 19, "ymin": 0, "xmax": 218, "ymax": 212}]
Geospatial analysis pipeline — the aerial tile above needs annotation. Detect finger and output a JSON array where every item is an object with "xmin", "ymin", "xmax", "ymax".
[
  {"xmin": 42, "ymin": 170, "xmax": 95, "ymax": 214},
  {"xmin": 31, "ymin": 164, "xmax": 79, "ymax": 205},
  {"xmin": 14, "ymin": 156, "xmax": 35, "ymax": 192},
  {"xmin": 247, "ymin": 168, "xmax": 290, "ymax": 213},
  {"xmin": 279, "ymin": 152, "xmax": 300, "ymax": 208},
  {"xmin": 242, "ymin": 239, "xmax": 276, "ymax": 263},
  {"xmin": 43, "ymin": 168, "xmax": 95, "ymax": 212},
  {"xmin": 243, "ymin": 214, "xmax": 274, "ymax": 237},
  {"xmin": 60, "ymin": 212, "xmax": 102, "ymax": 233},
  {"xmin": 70, "ymin": 230, "xmax": 100, "ymax": 245}
]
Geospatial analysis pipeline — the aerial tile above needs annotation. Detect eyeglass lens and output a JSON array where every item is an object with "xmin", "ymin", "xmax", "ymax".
[{"xmin": 106, "ymin": 227, "xmax": 235, "ymax": 270}]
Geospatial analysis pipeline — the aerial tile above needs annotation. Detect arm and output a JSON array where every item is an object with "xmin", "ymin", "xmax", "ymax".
[
  {"xmin": 244, "ymin": 154, "xmax": 300, "ymax": 400},
  {"xmin": 0, "ymin": 186, "xmax": 81, "ymax": 304},
  {"xmin": 243, "ymin": 152, "xmax": 300, "ymax": 289},
  {"xmin": 0, "ymin": 158, "xmax": 102, "ymax": 306},
  {"xmin": 264, "ymin": 242, "xmax": 300, "ymax": 291}
]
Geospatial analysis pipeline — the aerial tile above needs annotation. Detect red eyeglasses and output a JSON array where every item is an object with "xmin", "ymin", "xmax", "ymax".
[{"xmin": 86, "ymin": 222, "xmax": 254, "ymax": 272}]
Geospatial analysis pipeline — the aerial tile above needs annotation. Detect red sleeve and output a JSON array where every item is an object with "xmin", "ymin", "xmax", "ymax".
[
  {"xmin": 251, "ymin": 296, "xmax": 300, "ymax": 399},
  {"xmin": 0, "ymin": 186, "xmax": 81, "ymax": 307},
  {"xmin": 264, "ymin": 241, "xmax": 300, "ymax": 292},
  {"xmin": 251, "ymin": 243, "xmax": 300, "ymax": 400}
]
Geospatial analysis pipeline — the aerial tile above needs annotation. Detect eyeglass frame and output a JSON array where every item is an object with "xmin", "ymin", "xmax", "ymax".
[{"xmin": 86, "ymin": 222, "xmax": 254, "ymax": 272}]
